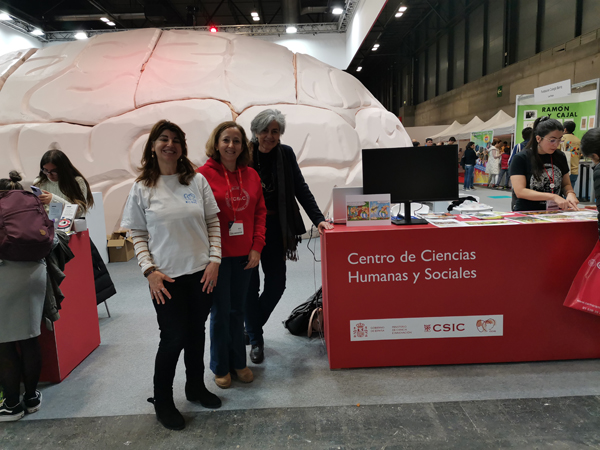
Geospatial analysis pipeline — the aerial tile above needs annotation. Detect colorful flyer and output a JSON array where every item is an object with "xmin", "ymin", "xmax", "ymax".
[
  {"xmin": 508, "ymin": 216, "xmax": 552, "ymax": 224},
  {"xmin": 463, "ymin": 220, "xmax": 518, "ymax": 226},
  {"xmin": 346, "ymin": 194, "xmax": 391, "ymax": 227},
  {"xmin": 427, "ymin": 219, "xmax": 468, "ymax": 228}
]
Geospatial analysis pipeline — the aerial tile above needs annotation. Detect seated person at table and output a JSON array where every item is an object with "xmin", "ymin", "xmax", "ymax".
[
  {"xmin": 509, "ymin": 116, "xmax": 578, "ymax": 212},
  {"xmin": 580, "ymin": 127, "xmax": 600, "ymax": 238}
]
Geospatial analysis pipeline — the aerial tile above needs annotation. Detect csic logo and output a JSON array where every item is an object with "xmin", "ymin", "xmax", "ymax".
[
  {"xmin": 225, "ymin": 187, "xmax": 250, "ymax": 211},
  {"xmin": 425, "ymin": 323, "xmax": 464, "ymax": 332},
  {"xmin": 353, "ymin": 322, "xmax": 368, "ymax": 338},
  {"xmin": 184, "ymin": 193, "xmax": 197, "ymax": 204},
  {"xmin": 476, "ymin": 318, "xmax": 496, "ymax": 332}
]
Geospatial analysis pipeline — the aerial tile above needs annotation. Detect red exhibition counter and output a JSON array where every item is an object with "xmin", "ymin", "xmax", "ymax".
[
  {"xmin": 321, "ymin": 221, "xmax": 600, "ymax": 369},
  {"xmin": 39, "ymin": 231, "xmax": 101, "ymax": 382}
]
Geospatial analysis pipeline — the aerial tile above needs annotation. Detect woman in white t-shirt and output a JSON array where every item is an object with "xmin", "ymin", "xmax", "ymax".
[{"xmin": 121, "ymin": 120, "xmax": 222, "ymax": 431}]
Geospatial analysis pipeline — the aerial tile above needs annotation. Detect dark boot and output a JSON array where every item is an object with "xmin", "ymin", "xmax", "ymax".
[
  {"xmin": 185, "ymin": 382, "xmax": 222, "ymax": 409},
  {"xmin": 250, "ymin": 345, "xmax": 264, "ymax": 364},
  {"xmin": 148, "ymin": 397, "xmax": 185, "ymax": 430}
]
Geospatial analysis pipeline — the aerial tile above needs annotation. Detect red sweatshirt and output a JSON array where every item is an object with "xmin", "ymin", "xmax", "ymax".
[{"xmin": 197, "ymin": 158, "xmax": 267, "ymax": 258}]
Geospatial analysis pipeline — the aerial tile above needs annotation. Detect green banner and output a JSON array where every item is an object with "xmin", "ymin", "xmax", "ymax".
[
  {"xmin": 516, "ymin": 90, "xmax": 597, "ymax": 140},
  {"xmin": 470, "ymin": 130, "xmax": 494, "ymax": 185}
]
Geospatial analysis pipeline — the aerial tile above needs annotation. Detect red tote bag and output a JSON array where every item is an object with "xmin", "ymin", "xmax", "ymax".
[{"xmin": 564, "ymin": 240, "xmax": 600, "ymax": 316}]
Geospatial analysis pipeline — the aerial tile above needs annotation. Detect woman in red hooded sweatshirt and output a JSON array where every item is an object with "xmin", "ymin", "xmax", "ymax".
[{"xmin": 197, "ymin": 121, "xmax": 266, "ymax": 389}]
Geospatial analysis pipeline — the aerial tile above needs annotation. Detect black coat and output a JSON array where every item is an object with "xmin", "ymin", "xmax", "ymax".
[{"xmin": 90, "ymin": 239, "xmax": 116, "ymax": 305}]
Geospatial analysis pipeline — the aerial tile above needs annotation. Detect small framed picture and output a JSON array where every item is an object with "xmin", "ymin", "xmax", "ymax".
[
  {"xmin": 581, "ymin": 116, "xmax": 588, "ymax": 130},
  {"xmin": 589, "ymin": 115, "xmax": 596, "ymax": 129},
  {"xmin": 524, "ymin": 110, "xmax": 537, "ymax": 120},
  {"xmin": 523, "ymin": 120, "xmax": 535, "ymax": 129}
]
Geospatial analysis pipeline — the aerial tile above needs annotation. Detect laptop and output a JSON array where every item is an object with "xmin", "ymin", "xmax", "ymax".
[{"xmin": 332, "ymin": 186, "xmax": 363, "ymax": 224}]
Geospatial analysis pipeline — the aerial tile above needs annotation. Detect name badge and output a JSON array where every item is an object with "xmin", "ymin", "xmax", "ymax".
[{"xmin": 229, "ymin": 221, "xmax": 244, "ymax": 236}]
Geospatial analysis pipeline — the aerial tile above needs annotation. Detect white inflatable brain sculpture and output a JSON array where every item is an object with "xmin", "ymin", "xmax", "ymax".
[{"xmin": 0, "ymin": 29, "xmax": 411, "ymax": 232}]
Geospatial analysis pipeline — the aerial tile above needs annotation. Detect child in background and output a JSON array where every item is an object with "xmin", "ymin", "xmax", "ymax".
[
  {"xmin": 580, "ymin": 127, "xmax": 600, "ymax": 239},
  {"xmin": 496, "ymin": 147, "xmax": 511, "ymax": 189}
]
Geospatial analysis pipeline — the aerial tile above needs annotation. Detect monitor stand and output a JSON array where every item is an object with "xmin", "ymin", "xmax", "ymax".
[{"xmin": 391, "ymin": 201, "xmax": 429, "ymax": 226}]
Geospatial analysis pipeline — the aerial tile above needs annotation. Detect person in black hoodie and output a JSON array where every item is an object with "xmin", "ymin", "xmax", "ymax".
[
  {"xmin": 580, "ymin": 127, "xmax": 600, "ymax": 239},
  {"xmin": 462, "ymin": 142, "xmax": 478, "ymax": 191},
  {"xmin": 245, "ymin": 109, "xmax": 333, "ymax": 364}
]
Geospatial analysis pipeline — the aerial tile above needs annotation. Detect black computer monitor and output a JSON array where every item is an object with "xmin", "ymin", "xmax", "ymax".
[{"xmin": 362, "ymin": 146, "xmax": 459, "ymax": 225}]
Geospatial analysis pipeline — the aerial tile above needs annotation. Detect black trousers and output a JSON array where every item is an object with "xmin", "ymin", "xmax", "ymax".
[
  {"xmin": 245, "ymin": 215, "xmax": 287, "ymax": 346},
  {"xmin": 151, "ymin": 270, "xmax": 212, "ymax": 401}
]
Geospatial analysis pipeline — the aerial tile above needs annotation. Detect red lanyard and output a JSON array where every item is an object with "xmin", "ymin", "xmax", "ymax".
[
  {"xmin": 542, "ymin": 156, "xmax": 555, "ymax": 193},
  {"xmin": 222, "ymin": 165, "xmax": 243, "ymax": 221}
]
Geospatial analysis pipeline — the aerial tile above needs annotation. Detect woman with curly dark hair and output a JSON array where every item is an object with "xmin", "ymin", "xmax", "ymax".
[{"xmin": 121, "ymin": 120, "xmax": 222, "ymax": 430}]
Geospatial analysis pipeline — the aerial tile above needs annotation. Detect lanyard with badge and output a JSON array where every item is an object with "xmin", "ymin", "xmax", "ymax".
[{"xmin": 223, "ymin": 165, "xmax": 244, "ymax": 236}]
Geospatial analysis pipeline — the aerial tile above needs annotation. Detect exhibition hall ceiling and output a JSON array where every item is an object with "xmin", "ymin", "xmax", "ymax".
[{"xmin": 0, "ymin": 0, "xmax": 346, "ymax": 31}]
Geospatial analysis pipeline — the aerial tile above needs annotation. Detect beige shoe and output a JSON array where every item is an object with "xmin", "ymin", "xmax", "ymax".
[
  {"xmin": 235, "ymin": 367, "xmax": 254, "ymax": 383},
  {"xmin": 214, "ymin": 373, "xmax": 231, "ymax": 389}
]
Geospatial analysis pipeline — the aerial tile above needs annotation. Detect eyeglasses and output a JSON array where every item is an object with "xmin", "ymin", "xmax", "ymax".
[
  {"xmin": 542, "ymin": 137, "xmax": 561, "ymax": 145},
  {"xmin": 42, "ymin": 169, "xmax": 58, "ymax": 175}
]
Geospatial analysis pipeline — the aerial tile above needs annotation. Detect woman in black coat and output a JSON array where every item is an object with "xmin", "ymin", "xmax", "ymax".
[{"xmin": 245, "ymin": 109, "xmax": 333, "ymax": 364}]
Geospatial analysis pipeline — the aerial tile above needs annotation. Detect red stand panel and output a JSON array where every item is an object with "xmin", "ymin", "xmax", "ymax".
[
  {"xmin": 321, "ymin": 222, "xmax": 600, "ymax": 369},
  {"xmin": 40, "ymin": 231, "xmax": 100, "ymax": 382}
]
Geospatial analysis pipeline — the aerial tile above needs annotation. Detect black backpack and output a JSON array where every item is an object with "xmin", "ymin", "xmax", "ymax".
[{"xmin": 283, "ymin": 288, "xmax": 323, "ymax": 336}]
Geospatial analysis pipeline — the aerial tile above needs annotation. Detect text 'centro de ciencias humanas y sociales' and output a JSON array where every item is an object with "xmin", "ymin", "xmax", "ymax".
[{"xmin": 347, "ymin": 250, "xmax": 477, "ymax": 284}]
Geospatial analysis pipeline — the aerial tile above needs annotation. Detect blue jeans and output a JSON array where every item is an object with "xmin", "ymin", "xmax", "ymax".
[
  {"xmin": 245, "ymin": 215, "xmax": 287, "ymax": 347},
  {"xmin": 464, "ymin": 165, "xmax": 475, "ymax": 189},
  {"xmin": 497, "ymin": 169, "xmax": 510, "ymax": 187},
  {"xmin": 210, "ymin": 256, "xmax": 253, "ymax": 376},
  {"xmin": 570, "ymin": 174, "xmax": 578, "ymax": 190}
]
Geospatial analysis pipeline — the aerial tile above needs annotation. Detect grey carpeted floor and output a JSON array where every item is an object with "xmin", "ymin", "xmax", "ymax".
[{"xmin": 14, "ymin": 186, "xmax": 600, "ymax": 423}]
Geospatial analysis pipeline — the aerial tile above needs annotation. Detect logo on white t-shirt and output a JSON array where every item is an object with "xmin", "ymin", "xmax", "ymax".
[
  {"xmin": 225, "ymin": 186, "xmax": 250, "ymax": 211},
  {"xmin": 184, "ymin": 193, "xmax": 198, "ymax": 204}
]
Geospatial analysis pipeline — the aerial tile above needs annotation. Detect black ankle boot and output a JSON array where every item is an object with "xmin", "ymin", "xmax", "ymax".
[
  {"xmin": 185, "ymin": 383, "xmax": 222, "ymax": 409},
  {"xmin": 148, "ymin": 397, "xmax": 185, "ymax": 430}
]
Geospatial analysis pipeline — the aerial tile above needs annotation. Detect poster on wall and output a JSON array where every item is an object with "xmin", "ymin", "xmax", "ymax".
[
  {"xmin": 515, "ymin": 89, "xmax": 598, "ymax": 141},
  {"xmin": 470, "ymin": 130, "xmax": 494, "ymax": 185}
]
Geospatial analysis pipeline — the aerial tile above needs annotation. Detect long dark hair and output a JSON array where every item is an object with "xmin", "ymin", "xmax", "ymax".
[
  {"xmin": 36, "ymin": 149, "xmax": 94, "ymax": 213},
  {"xmin": 0, "ymin": 170, "xmax": 24, "ymax": 191},
  {"xmin": 136, "ymin": 120, "xmax": 196, "ymax": 187},
  {"xmin": 525, "ymin": 116, "xmax": 563, "ymax": 179}
]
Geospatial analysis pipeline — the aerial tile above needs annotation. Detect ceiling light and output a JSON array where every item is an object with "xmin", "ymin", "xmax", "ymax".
[
  {"xmin": 395, "ymin": 12, "xmax": 403, "ymax": 17},
  {"xmin": 0, "ymin": 12, "xmax": 11, "ymax": 21},
  {"xmin": 371, "ymin": 47, "xmax": 378, "ymax": 51},
  {"xmin": 210, "ymin": 26, "xmax": 218, "ymax": 33},
  {"xmin": 356, "ymin": 66, "xmax": 362, "ymax": 72},
  {"xmin": 253, "ymin": 16, "xmax": 260, "ymax": 21},
  {"xmin": 107, "ymin": 21, "xmax": 115, "ymax": 26},
  {"xmin": 251, "ymin": 11, "xmax": 258, "ymax": 17},
  {"xmin": 100, "ymin": 17, "xmax": 109, "ymax": 22},
  {"xmin": 373, "ymin": 43, "xmax": 380, "ymax": 48},
  {"xmin": 30, "ymin": 29, "xmax": 44, "ymax": 36},
  {"xmin": 332, "ymin": 7, "xmax": 343, "ymax": 15},
  {"xmin": 286, "ymin": 26, "xmax": 297, "ymax": 34},
  {"xmin": 399, "ymin": 6, "xmax": 408, "ymax": 12},
  {"xmin": 74, "ymin": 32, "xmax": 88, "ymax": 40}
]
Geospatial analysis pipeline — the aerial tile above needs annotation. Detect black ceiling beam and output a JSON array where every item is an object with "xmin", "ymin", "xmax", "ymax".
[
  {"xmin": 227, "ymin": 0, "xmax": 240, "ymax": 25},
  {"xmin": 268, "ymin": 7, "xmax": 281, "ymax": 25},
  {"xmin": 230, "ymin": 1, "xmax": 253, "ymax": 25},
  {"xmin": 162, "ymin": 0, "xmax": 187, "ymax": 26},
  {"xmin": 87, "ymin": 0, "xmax": 127, "ymax": 28},
  {"xmin": 206, "ymin": 0, "xmax": 226, "ymax": 24}
]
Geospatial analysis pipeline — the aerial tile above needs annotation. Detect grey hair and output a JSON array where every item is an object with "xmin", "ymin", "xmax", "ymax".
[{"xmin": 250, "ymin": 109, "xmax": 286, "ymax": 143}]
